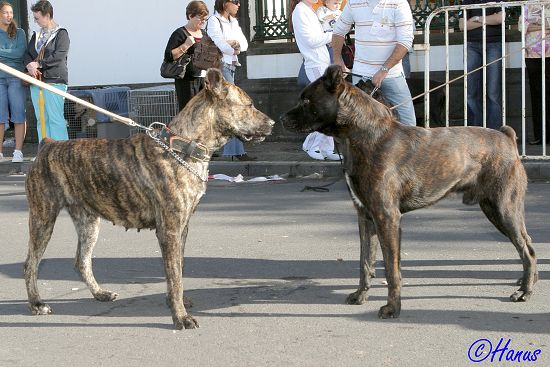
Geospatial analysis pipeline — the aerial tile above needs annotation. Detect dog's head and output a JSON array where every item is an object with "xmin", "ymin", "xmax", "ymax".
[
  {"xmin": 281, "ymin": 65, "xmax": 396, "ymax": 138},
  {"xmin": 280, "ymin": 65, "xmax": 344, "ymax": 136},
  {"xmin": 171, "ymin": 68, "xmax": 274, "ymax": 146}
]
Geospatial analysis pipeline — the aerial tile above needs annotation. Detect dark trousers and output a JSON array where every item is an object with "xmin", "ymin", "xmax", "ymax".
[
  {"xmin": 175, "ymin": 77, "xmax": 204, "ymax": 111},
  {"xmin": 526, "ymin": 57, "xmax": 550, "ymax": 141}
]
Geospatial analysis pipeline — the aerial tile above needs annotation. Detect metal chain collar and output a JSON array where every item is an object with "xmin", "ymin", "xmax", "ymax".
[{"xmin": 146, "ymin": 122, "xmax": 209, "ymax": 182}]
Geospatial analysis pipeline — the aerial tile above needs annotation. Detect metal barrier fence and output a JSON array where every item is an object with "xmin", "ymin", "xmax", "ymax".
[
  {"xmin": 423, "ymin": 0, "xmax": 548, "ymax": 159},
  {"xmin": 253, "ymin": 0, "xmax": 521, "ymax": 41}
]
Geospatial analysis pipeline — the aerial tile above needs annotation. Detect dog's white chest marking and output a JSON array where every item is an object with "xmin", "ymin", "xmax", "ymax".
[{"xmin": 345, "ymin": 172, "xmax": 364, "ymax": 208}]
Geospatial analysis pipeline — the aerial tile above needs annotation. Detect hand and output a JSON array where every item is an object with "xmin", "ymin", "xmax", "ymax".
[
  {"xmin": 26, "ymin": 61, "xmax": 41, "ymax": 78},
  {"xmin": 372, "ymin": 68, "xmax": 388, "ymax": 88},
  {"xmin": 333, "ymin": 58, "xmax": 349, "ymax": 73},
  {"xmin": 183, "ymin": 35, "xmax": 195, "ymax": 48}
]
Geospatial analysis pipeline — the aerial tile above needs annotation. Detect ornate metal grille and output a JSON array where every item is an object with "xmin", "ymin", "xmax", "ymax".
[{"xmin": 252, "ymin": 0, "xmax": 521, "ymax": 42}]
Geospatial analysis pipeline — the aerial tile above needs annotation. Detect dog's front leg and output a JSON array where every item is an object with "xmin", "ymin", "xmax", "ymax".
[
  {"xmin": 376, "ymin": 212, "xmax": 402, "ymax": 319},
  {"xmin": 180, "ymin": 225, "xmax": 193, "ymax": 308},
  {"xmin": 157, "ymin": 226, "xmax": 198, "ymax": 330},
  {"xmin": 347, "ymin": 214, "xmax": 378, "ymax": 305}
]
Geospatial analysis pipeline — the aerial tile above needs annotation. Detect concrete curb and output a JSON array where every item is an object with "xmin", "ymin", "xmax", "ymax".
[{"xmin": 2, "ymin": 159, "xmax": 550, "ymax": 181}]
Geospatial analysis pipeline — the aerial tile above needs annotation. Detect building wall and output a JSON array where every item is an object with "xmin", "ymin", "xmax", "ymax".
[{"xmin": 26, "ymin": 0, "xmax": 215, "ymax": 86}]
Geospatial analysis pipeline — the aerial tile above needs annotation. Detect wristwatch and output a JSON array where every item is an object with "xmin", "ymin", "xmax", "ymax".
[
  {"xmin": 380, "ymin": 65, "xmax": 390, "ymax": 73},
  {"xmin": 473, "ymin": 16, "xmax": 481, "ymax": 23}
]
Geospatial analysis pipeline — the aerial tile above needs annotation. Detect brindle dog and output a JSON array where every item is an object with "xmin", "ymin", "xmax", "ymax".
[
  {"xmin": 25, "ymin": 68, "xmax": 274, "ymax": 329},
  {"xmin": 281, "ymin": 65, "xmax": 537, "ymax": 319}
]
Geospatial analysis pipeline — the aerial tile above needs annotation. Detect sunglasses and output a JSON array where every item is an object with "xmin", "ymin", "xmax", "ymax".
[{"xmin": 227, "ymin": 0, "xmax": 240, "ymax": 5}]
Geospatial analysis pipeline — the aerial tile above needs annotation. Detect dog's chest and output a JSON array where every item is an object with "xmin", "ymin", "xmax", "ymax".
[{"xmin": 345, "ymin": 172, "xmax": 365, "ymax": 209}]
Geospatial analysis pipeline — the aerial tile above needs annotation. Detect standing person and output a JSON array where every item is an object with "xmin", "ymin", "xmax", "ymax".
[
  {"xmin": 523, "ymin": 3, "xmax": 550, "ymax": 145},
  {"xmin": 207, "ymin": 0, "xmax": 255, "ymax": 161},
  {"xmin": 24, "ymin": 0, "xmax": 69, "ymax": 141},
  {"xmin": 0, "ymin": 1, "xmax": 26, "ymax": 162},
  {"xmin": 292, "ymin": 0, "xmax": 341, "ymax": 161},
  {"xmin": 332, "ymin": 0, "xmax": 416, "ymax": 126},
  {"xmin": 458, "ymin": 0, "xmax": 503, "ymax": 129},
  {"xmin": 164, "ymin": 0, "xmax": 209, "ymax": 111}
]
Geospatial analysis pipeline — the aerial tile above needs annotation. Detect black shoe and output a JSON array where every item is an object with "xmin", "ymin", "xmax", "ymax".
[
  {"xmin": 528, "ymin": 138, "xmax": 542, "ymax": 145},
  {"xmin": 235, "ymin": 154, "xmax": 257, "ymax": 161}
]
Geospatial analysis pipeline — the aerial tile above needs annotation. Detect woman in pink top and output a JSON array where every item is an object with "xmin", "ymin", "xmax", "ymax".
[{"xmin": 524, "ymin": 4, "xmax": 550, "ymax": 145}]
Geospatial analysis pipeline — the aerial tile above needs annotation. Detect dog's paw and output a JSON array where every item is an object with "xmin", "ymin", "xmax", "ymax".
[
  {"xmin": 30, "ymin": 302, "xmax": 52, "ymax": 315},
  {"xmin": 378, "ymin": 304, "xmax": 400, "ymax": 319},
  {"xmin": 174, "ymin": 315, "xmax": 199, "ymax": 330},
  {"xmin": 93, "ymin": 290, "xmax": 118, "ymax": 302},
  {"xmin": 346, "ymin": 290, "xmax": 369, "ymax": 305},
  {"xmin": 510, "ymin": 290, "xmax": 532, "ymax": 302}
]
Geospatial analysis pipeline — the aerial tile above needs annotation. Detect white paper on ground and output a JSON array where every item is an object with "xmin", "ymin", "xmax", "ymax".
[{"xmin": 209, "ymin": 174, "xmax": 285, "ymax": 182}]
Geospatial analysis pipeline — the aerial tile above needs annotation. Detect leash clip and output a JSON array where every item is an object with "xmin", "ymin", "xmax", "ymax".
[{"xmin": 370, "ymin": 86, "xmax": 379, "ymax": 97}]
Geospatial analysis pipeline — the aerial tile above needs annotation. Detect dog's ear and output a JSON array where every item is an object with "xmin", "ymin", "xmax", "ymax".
[
  {"xmin": 323, "ymin": 65, "xmax": 345, "ymax": 92},
  {"xmin": 204, "ymin": 68, "xmax": 226, "ymax": 97}
]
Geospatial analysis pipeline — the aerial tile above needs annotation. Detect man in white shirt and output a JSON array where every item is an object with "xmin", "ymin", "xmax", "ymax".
[{"xmin": 332, "ymin": 0, "xmax": 416, "ymax": 126}]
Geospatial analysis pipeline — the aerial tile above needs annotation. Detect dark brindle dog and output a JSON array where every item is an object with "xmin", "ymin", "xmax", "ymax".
[
  {"xmin": 25, "ymin": 69, "xmax": 274, "ymax": 329},
  {"xmin": 281, "ymin": 65, "xmax": 537, "ymax": 319}
]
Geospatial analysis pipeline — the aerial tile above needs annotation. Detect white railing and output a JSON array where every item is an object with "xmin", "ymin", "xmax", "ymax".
[{"xmin": 423, "ymin": 0, "xmax": 549, "ymax": 159}]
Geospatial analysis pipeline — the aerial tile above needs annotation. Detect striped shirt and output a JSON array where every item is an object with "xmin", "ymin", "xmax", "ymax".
[{"xmin": 333, "ymin": 0, "xmax": 414, "ymax": 78}]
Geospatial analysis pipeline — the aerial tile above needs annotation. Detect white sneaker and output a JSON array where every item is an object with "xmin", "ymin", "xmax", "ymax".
[
  {"xmin": 322, "ymin": 151, "xmax": 343, "ymax": 161},
  {"xmin": 306, "ymin": 149, "xmax": 325, "ymax": 160},
  {"xmin": 0, "ymin": 152, "xmax": 5, "ymax": 162},
  {"xmin": 12, "ymin": 150, "xmax": 23, "ymax": 163}
]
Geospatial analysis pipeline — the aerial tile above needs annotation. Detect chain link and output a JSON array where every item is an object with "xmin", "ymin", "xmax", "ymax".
[{"xmin": 146, "ymin": 123, "xmax": 209, "ymax": 182}]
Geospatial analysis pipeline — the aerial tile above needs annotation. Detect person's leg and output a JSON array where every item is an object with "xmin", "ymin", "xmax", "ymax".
[
  {"xmin": 0, "ymin": 79, "xmax": 8, "ymax": 158},
  {"xmin": 29, "ymin": 85, "xmax": 45, "ymax": 141},
  {"xmin": 222, "ymin": 64, "xmax": 235, "ymax": 84},
  {"xmin": 402, "ymin": 52, "xmax": 411, "ymax": 79},
  {"xmin": 485, "ymin": 42, "xmax": 503, "ymax": 129},
  {"xmin": 220, "ymin": 65, "xmax": 248, "ymax": 158},
  {"xmin": 467, "ymin": 42, "xmax": 482, "ymax": 126},
  {"xmin": 526, "ymin": 58, "xmax": 543, "ymax": 142},
  {"xmin": 175, "ymin": 78, "xmax": 203, "ymax": 112},
  {"xmin": 7, "ymin": 78, "xmax": 27, "ymax": 153},
  {"xmin": 545, "ymin": 58, "xmax": 550, "ymax": 141},
  {"xmin": 43, "ymin": 84, "xmax": 69, "ymax": 141},
  {"xmin": 380, "ymin": 75, "xmax": 416, "ymax": 126}
]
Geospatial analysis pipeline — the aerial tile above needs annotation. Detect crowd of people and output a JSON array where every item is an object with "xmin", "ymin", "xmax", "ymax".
[
  {"xmin": 0, "ymin": 0, "xmax": 68, "ymax": 163},
  {"xmin": 1, "ymin": 0, "xmax": 549, "ymax": 166}
]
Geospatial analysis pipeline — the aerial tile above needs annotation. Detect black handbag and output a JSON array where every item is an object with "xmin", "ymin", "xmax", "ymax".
[{"xmin": 160, "ymin": 53, "xmax": 190, "ymax": 79}]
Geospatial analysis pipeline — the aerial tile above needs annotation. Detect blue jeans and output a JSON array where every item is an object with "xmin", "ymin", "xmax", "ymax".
[
  {"xmin": 467, "ymin": 42, "xmax": 502, "ymax": 129},
  {"xmin": 0, "ymin": 77, "xmax": 27, "ymax": 124},
  {"xmin": 221, "ymin": 63, "xmax": 245, "ymax": 156},
  {"xmin": 354, "ymin": 74, "xmax": 416, "ymax": 126}
]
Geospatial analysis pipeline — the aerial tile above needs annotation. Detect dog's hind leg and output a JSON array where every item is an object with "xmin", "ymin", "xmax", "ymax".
[
  {"xmin": 68, "ymin": 206, "xmax": 118, "ymax": 302},
  {"xmin": 157, "ymin": 222, "xmax": 198, "ymax": 330},
  {"xmin": 24, "ymin": 203, "xmax": 61, "ymax": 315},
  {"xmin": 479, "ymin": 197, "xmax": 537, "ymax": 302},
  {"xmin": 347, "ymin": 214, "xmax": 378, "ymax": 305}
]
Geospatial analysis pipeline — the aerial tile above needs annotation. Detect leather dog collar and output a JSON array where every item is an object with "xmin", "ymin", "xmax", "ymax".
[{"xmin": 157, "ymin": 126, "xmax": 210, "ymax": 162}]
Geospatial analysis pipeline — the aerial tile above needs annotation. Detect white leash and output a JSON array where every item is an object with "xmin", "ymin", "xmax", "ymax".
[{"xmin": 0, "ymin": 61, "xmax": 146, "ymax": 130}]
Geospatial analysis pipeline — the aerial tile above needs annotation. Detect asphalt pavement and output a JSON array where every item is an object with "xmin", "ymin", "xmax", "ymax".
[
  {"xmin": 0, "ymin": 175, "xmax": 548, "ymax": 366},
  {"xmin": 2, "ymin": 138, "xmax": 550, "ymax": 180}
]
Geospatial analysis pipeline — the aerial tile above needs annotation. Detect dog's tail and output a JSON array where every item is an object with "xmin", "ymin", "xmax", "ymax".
[{"xmin": 499, "ymin": 126, "xmax": 517, "ymax": 145}]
